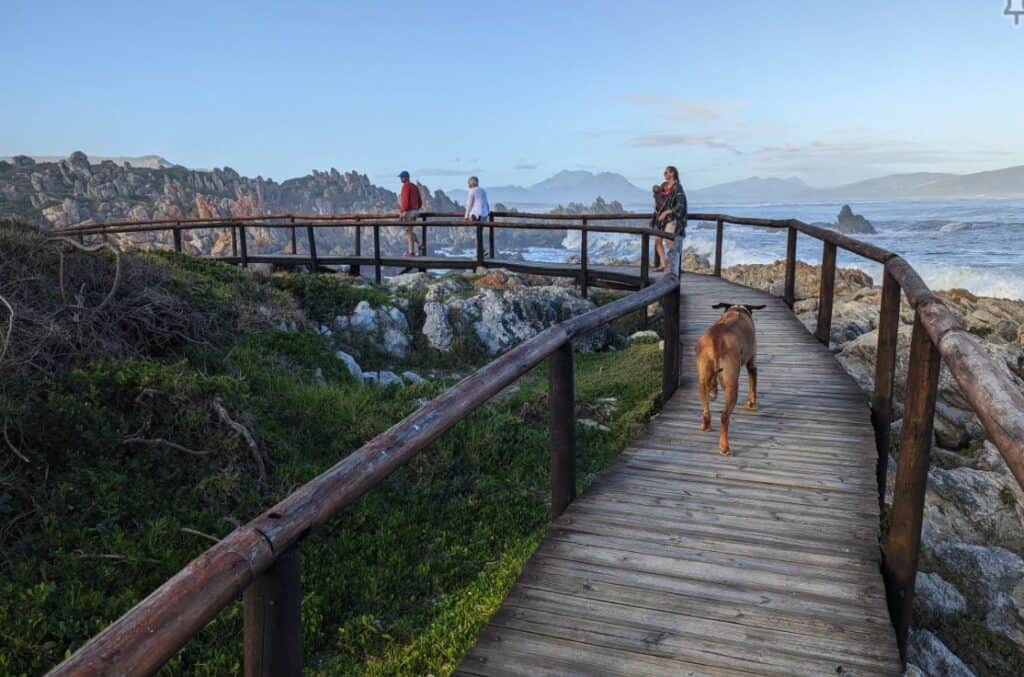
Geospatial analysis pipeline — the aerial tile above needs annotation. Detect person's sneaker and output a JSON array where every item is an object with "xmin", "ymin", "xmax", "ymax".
[{"xmin": 403, "ymin": 251, "xmax": 414, "ymax": 257}]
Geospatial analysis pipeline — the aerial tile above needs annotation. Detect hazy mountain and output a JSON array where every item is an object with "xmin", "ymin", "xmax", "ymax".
[
  {"xmin": 451, "ymin": 170, "xmax": 650, "ymax": 208},
  {"xmin": 693, "ymin": 166, "xmax": 1024, "ymax": 204},
  {"xmin": 689, "ymin": 177, "xmax": 811, "ymax": 204},
  {"xmin": 0, "ymin": 154, "xmax": 175, "ymax": 169}
]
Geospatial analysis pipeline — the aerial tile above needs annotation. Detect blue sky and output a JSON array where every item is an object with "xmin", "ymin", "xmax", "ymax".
[{"xmin": 3, "ymin": 1, "xmax": 1022, "ymax": 190}]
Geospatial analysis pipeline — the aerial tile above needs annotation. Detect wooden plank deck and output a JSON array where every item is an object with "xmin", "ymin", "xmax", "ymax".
[{"xmin": 456, "ymin": 273, "xmax": 902, "ymax": 676}]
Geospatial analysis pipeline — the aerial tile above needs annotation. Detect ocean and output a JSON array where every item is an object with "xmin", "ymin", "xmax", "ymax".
[{"xmin": 531, "ymin": 199, "xmax": 1024, "ymax": 301}]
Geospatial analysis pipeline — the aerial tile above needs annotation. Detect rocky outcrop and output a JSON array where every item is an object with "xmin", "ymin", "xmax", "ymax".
[
  {"xmin": 334, "ymin": 301, "xmax": 413, "ymax": 360},
  {"xmin": 416, "ymin": 270, "xmax": 609, "ymax": 355},
  {"xmin": 811, "ymin": 205, "xmax": 877, "ymax": 235},
  {"xmin": 835, "ymin": 204, "xmax": 877, "ymax": 234}
]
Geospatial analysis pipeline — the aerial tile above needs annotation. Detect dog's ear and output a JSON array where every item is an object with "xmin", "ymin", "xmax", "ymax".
[
  {"xmin": 743, "ymin": 304, "xmax": 767, "ymax": 312},
  {"xmin": 710, "ymin": 302, "xmax": 731, "ymax": 309}
]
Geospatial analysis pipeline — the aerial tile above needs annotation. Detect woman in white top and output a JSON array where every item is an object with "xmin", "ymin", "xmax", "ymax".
[{"xmin": 463, "ymin": 176, "xmax": 491, "ymax": 221}]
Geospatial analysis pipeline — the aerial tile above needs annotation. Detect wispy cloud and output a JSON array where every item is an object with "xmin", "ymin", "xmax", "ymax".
[
  {"xmin": 629, "ymin": 133, "xmax": 743, "ymax": 154},
  {"xmin": 619, "ymin": 95, "xmax": 747, "ymax": 122}
]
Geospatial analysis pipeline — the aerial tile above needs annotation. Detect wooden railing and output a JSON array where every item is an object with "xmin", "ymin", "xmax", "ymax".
[
  {"xmin": 47, "ymin": 211, "xmax": 1024, "ymax": 671},
  {"xmin": 48, "ymin": 218, "xmax": 683, "ymax": 676}
]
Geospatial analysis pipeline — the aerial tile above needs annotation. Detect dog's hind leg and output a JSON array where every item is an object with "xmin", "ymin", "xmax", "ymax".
[
  {"xmin": 719, "ymin": 365, "xmax": 739, "ymax": 455},
  {"xmin": 745, "ymin": 358, "xmax": 758, "ymax": 410},
  {"xmin": 697, "ymin": 355, "xmax": 714, "ymax": 432}
]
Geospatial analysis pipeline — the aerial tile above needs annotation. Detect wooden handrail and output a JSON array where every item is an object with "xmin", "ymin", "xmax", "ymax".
[{"xmin": 49, "ymin": 228, "xmax": 685, "ymax": 677}]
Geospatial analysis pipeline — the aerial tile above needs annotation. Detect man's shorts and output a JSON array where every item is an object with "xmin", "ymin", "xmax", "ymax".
[
  {"xmin": 401, "ymin": 209, "xmax": 420, "ymax": 233},
  {"xmin": 664, "ymin": 219, "xmax": 685, "ymax": 236}
]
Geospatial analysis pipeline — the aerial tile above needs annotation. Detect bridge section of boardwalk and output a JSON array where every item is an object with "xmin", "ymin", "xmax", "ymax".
[{"xmin": 457, "ymin": 273, "xmax": 903, "ymax": 676}]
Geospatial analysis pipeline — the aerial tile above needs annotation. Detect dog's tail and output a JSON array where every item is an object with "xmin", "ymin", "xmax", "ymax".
[{"xmin": 696, "ymin": 348, "xmax": 723, "ymax": 401}]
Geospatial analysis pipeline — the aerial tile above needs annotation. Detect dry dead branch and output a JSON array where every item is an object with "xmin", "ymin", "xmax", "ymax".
[
  {"xmin": 211, "ymin": 398, "xmax": 266, "ymax": 484},
  {"xmin": 123, "ymin": 436, "xmax": 213, "ymax": 457}
]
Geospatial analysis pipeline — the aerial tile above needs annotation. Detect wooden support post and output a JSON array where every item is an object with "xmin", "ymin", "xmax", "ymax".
[
  {"xmin": 883, "ymin": 311, "xmax": 940, "ymax": 665},
  {"xmin": 661, "ymin": 284, "xmax": 681, "ymax": 401},
  {"xmin": 172, "ymin": 224, "xmax": 182, "ymax": 253},
  {"xmin": 290, "ymin": 217, "xmax": 298, "ymax": 255},
  {"xmin": 239, "ymin": 225, "xmax": 249, "ymax": 269},
  {"xmin": 713, "ymin": 218, "xmax": 724, "ymax": 277},
  {"xmin": 580, "ymin": 221, "xmax": 589, "ymax": 299},
  {"xmin": 475, "ymin": 223, "xmax": 484, "ymax": 268},
  {"xmin": 351, "ymin": 225, "xmax": 361, "ymax": 277},
  {"xmin": 640, "ymin": 233, "xmax": 650, "ymax": 330},
  {"xmin": 872, "ymin": 268, "xmax": 901, "ymax": 507},
  {"xmin": 419, "ymin": 214, "xmax": 428, "ymax": 273},
  {"xmin": 491, "ymin": 210, "xmax": 499, "ymax": 259},
  {"xmin": 373, "ymin": 224, "xmax": 382, "ymax": 284},
  {"xmin": 784, "ymin": 226, "xmax": 797, "ymax": 307},
  {"xmin": 306, "ymin": 225, "xmax": 318, "ymax": 273},
  {"xmin": 814, "ymin": 240, "xmax": 837, "ymax": 345},
  {"xmin": 549, "ymin": 341, "xmax": 576, "ymax": 519},
  {"xmin": 77, "ymin": 231, "xmax": 85, "ymax": 245},
  {"xmin": 244, "ymin": 544, "xmax": 302, "ymax": 677},
  {"xmin": 231, "ymin": 225, "xmax": 238, "ymax": 258}
]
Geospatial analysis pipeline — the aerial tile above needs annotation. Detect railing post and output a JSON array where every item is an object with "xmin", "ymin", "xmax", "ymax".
[
  {"xmin": 172, "ymin": 223, "xmax": 183, "ymax": 253},
  {"xmin": 373, "ymin": 224, "xmax": 382, "ymax": 284},
  {"xmin": 814, "ymin": 240, "xmax": 836, "ymax": 344},
  {"xmin": 351, "ymin": 224, "xmax": 361, "ymax": 277},
  {"xmin": 714, "ymin": 218, "xmax": 724, "ymax": 277},
  {"xmin": 419, "ymin": 214, "xmax": 428, "ymax": 273},
  {"xmin": 549, "ymin": 341, "xmax": 576, "ymax": 519},
  {"xmin": 231, "ymin": 224, "xmax": 238, "ymax": 258},
  {"xmin": 784, "ymin": 226, "xmax": 797, "ymax": 307},
  {"xmin": 306, "ymin": 225, "xmax": 318, "ymax": 273},
  {"xmin": 661, "ymin": 284, "xmax": 681, "ymax": 400},
  {"xmin": 244, "ymin": 544, "xmax": 303, "ymax": 677},
  {"xmin": 884, "ymin": 310, "xmax": 940, "ymax": 664},
  {"xmin": 239, "ymin": 224, "xmax": 249, "ymax": 269},
  {"xmin": 475, "ymin": 222, "xmax": 484, "ymax": 268},
  {"xmin": 580, "ymin": 222, "xmax": 589, "ymax": 299},
  {"xmin": 488, "ymin": 212, "xmax": 496, "ymax": 257},
  {"xmin": 640, "ymin": 233, "xmax": 650, "ymax": 330},
  {"xmin": 290, "ymin": 217, "xmax": 298, "ymax": 255},
  {"xmin": 872, "ymin": 267, "xmax": 901, "ymax": 507}
]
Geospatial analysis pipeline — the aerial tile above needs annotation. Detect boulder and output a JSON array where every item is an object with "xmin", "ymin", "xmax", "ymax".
[
  {"xmin": 907, "ymin": 628, "xmax": 976, "ymax": 677},
  {"xmin": 913, "ymin": 571, "xmax": 967, "ymax": 625},
  {"xmin": 335, "ymin": 301, "xmax": 413, "ymax": 359},
  {"xmin": 334, "ymin": 350, "xmax": 363, "ymax": 380},
  {"xmin": 932, "ymin": 541, "xmax": 1024, "ymax": 647},
  {"xmin": 363, "ymin": 370, "xmax": 404, "ymax": 388},
  {"xmin": 401, "ymin": 370, "xmax": 425, "ymax": 384},
  {"xmin": 628, "ymin": 330, "xmax": 660, "ymax": 344}
]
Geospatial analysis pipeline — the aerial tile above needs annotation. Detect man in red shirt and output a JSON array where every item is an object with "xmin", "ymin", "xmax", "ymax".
[{"xmin": 398, "ymin": 170, "xmax": 423, "ymax": 256}]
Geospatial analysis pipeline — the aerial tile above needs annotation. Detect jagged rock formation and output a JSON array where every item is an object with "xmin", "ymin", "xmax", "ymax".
[
  {"xmin": 0, "ymin": 152, "xmax": 461, "ymax": 227},
  {"xmin": 815, "ymin": 204, "xmax": 877, "ymax": 234}
]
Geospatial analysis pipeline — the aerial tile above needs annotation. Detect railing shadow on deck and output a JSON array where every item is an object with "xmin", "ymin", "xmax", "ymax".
[{"xmin": 48, "ymin": 211, "xmax": 1024, "ymax": 674}]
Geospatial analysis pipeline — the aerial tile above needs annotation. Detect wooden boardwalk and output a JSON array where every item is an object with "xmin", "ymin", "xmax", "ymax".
[{"xmin": 457, "ymin": 273, "xmax": 902, "ymax": 676}]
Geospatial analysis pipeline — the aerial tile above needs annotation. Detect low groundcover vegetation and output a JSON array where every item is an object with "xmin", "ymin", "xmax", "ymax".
[{"xmin": 0, "ymin": 220, "xmax": 663, "ymax": 675}]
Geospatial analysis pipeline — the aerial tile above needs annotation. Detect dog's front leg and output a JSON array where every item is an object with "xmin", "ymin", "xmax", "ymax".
[{"xmin": 745, "ymin": 360, "xmax": 758, "ymax": 410}]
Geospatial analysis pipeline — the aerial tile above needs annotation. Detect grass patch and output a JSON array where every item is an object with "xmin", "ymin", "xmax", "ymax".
[
  {"xmin": 928, "ymin": 613, "xmax": 1024, "ymax": 677},
  {"xmin": 0, "ymin": 329, "xmax": 662, "ymax": 674}
]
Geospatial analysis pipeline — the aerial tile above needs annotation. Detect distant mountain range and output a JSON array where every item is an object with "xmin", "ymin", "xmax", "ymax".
[
  {"xmin": 456, "ymin": 166, "xmax": 1024, "ymax": 207},
  {"xmin": 689, "ymin": 166, "xmax": 1024, "ymax": 204},
  {"xmin": 449, "ymin": 170, "xmax": 651, "ymax": 207}
]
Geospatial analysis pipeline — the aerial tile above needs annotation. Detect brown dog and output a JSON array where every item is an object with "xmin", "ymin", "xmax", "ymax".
[{"xmin": 695, "ymin": 303, "xmax": 765, "ymax": 455}]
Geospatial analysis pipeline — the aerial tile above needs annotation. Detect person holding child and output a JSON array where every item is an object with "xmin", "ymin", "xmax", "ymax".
[{"xmin": 652, "ymin": 165, "xmax": 687, "ymax": 271}]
